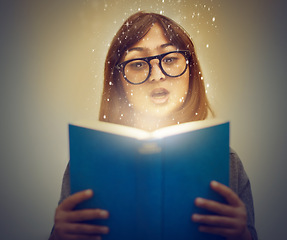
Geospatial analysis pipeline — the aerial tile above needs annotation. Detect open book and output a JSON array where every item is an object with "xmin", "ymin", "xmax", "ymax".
[{"xmin": 69, "ymin": 119, "xmax": 230, "ymax": 240}]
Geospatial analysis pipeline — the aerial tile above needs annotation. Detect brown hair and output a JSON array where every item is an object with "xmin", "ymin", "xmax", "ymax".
[{"xmin": 99, "ymin": 11, "xmax": 213, "ymax": 127}]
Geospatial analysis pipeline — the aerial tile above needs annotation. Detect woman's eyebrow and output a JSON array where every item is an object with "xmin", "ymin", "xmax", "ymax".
[
  {"xmin": 160, "ymin": 43, "xmax": 175, "ymax": 49},
  {"xmin": 127, "ymin": 43, "xmax": 175, "ymax": 53},
  {"xmin": 127, "ymin": 47, "xmax": 145, "ymax": 53}
]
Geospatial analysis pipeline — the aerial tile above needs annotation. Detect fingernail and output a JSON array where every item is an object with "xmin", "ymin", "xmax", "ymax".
[
  {"xmin": 195, "ymin": 198, "xmax": 204, "ymax": 205},
  {"xmin": 100, "ymin": 210, "xmax": 109, "ymax": 217},
  {"xmin": 85, "ymin": 189, "xmax": 93, "ymax": 196},
  {"xmin": 211, "ymin": 181, "xmax": 218, "ymax": 187},
  {"xmin": 198, "ymin": 226, "xmax": 204, "ymax": 232},
  {"xmin": 102, "ymin": 226, "xmax": 109, "ymax": 234},
  {"xmin": 192, "ymin": 214, "xmax": 200, "ymax": 221},
  {"xmin": 211, "ymin": 180, "xmax": 218, "ymax": 186}
]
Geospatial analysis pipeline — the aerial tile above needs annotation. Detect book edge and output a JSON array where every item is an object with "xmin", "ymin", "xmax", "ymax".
[{"xmin": 69, "ymin": 118, "xmax": 230, "ymax": 140}]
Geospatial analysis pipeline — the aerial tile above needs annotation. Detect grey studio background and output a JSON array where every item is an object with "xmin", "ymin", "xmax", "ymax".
[{"xmin": 0, "ymin": 0, "xmax": 286, "ymax": 239}]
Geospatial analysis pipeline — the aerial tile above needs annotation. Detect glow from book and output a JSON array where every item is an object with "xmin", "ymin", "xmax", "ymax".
[{"xmin": 71, "ymin": 119, "xmax": 228, "ymax": 141}]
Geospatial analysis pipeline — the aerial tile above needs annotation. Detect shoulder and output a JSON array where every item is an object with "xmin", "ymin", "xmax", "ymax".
[
  {"xmin": 229, "ymin": 148, "xmax": 258, "ymax": 239},
  {"xmin": 58, "ymin": 162, "xmax": 71, "ymax": 204},
  {"xmin": 229, "ymin": 147, "xmax": 246, "ymax": 174},
  {"xmin": 229, "ymin": 147, "xmax": 250, "ymax": 195}
]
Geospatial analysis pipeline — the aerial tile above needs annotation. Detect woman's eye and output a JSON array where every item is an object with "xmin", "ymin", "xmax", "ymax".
[
  {"xmin": 129, "ymin": 61, "xmax": 147, "ymax": 70},
  {"xmin": 163, "ymin": 57, "xmax": 178, "ymax": 64}
]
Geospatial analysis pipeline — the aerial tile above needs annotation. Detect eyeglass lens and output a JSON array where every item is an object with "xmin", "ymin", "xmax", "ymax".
[{"xmin": 124, "ymin": 52, "xmax": 188, "ymax": 84}]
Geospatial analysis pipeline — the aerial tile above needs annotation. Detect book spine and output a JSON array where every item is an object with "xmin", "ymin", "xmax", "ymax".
[{"xmin": 135, "ymin": 140, "xmax": 163, "ymax": 240}]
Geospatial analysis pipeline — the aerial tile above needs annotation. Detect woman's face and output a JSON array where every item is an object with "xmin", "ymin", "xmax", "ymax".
[{"xmin": 120, "ymin": 23, "xmax": 190, "ymax": 119}]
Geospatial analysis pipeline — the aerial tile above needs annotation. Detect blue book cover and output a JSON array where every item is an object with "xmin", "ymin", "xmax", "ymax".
[{"xmin": 69, "ymin": 119, "xmax": 230, "ymax": 240}]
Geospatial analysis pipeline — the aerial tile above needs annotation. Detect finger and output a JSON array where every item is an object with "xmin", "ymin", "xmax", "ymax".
[
  {"xmin": 194, "ymin": 197, "xmax": 235, "ymax": 217},
  {"xmin": 210, "ymin": 181, "xmax": 244, "ymax": 207},
  {"xmin": 60, "ymin": 233, "xmax": 102, "ymax": 240},
  {"xmin": 59, "ymin": 190, "xmax": 94, "ymax": 211},
  {"xmin": 192, "ymin": 214, "xmax": 237, "ymax": 228},
  {"xmin": 66, "ymin": 209, "xmax": 109, "ymax": 222},
  {"xmin": 198, "ymin": 225, "xmax": 236, "ymax": 237},
  {"xmin": 64, "ymin": 223, "xmax": 109, "ymax": 235}
]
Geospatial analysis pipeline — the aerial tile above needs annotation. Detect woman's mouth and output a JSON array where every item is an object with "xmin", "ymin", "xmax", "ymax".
[{"xmin": 150, "ymin": 88, "xmax": 170, "ymax": 104}]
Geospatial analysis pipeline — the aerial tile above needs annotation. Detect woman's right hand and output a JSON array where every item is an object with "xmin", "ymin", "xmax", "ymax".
[{"xmin": 53, "ymin": 189, "xmax": 109, "ymax": 240}]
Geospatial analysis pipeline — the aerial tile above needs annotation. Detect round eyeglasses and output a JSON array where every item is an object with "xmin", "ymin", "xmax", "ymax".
[{"xmin": 116, "ymin": 50, "xmax": 191, "ymax": 85}]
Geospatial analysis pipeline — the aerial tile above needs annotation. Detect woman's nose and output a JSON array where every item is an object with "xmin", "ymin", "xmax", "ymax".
[{"xmin": 148, "ymin": 59, "xmax": 166, "ymax": 82}]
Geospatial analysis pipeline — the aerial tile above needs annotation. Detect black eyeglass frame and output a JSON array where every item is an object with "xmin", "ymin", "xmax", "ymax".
[{"xmin": 115, "ymin": 50, "xmax": 191, "ymax": 85}]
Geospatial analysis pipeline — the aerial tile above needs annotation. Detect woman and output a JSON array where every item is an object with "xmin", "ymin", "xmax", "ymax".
[{"xmin": 50, "ymin": 12, "xmax": 257, "ymax": 240}]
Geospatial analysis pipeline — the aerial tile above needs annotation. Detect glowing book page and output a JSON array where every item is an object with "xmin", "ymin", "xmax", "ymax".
[{"xmin": 70, "ymin": 118, "xmax": 228, "ymax": 140}]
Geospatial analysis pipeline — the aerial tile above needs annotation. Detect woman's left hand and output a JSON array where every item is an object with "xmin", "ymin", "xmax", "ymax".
[{"xmin": 191, "ymin": 181, "xmax": 252, "ymax": 240}]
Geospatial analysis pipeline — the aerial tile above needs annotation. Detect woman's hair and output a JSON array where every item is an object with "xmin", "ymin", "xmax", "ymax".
[{"xmin": 99, "ymin": 11, "xmax": 213, "ymax": 127}]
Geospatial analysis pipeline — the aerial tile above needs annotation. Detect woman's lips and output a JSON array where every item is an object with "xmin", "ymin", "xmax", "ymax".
[{"xmin": 150, "ymin": 88, "xmax": 170, "ymax": 104}]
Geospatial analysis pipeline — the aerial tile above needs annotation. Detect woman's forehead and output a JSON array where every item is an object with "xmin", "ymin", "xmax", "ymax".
[
  {"xmin": 127, "ymin": 43, "xmax": 176, "ymax": 54},
  {"xmin": 126, "ymin": 24, "xmax": 176, "ymax": 53}
]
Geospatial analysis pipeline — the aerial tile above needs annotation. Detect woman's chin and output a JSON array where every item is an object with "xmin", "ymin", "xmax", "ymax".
[{"xmin": 132, "ymin": 111, "xmax": 177, "ymax": 131}]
